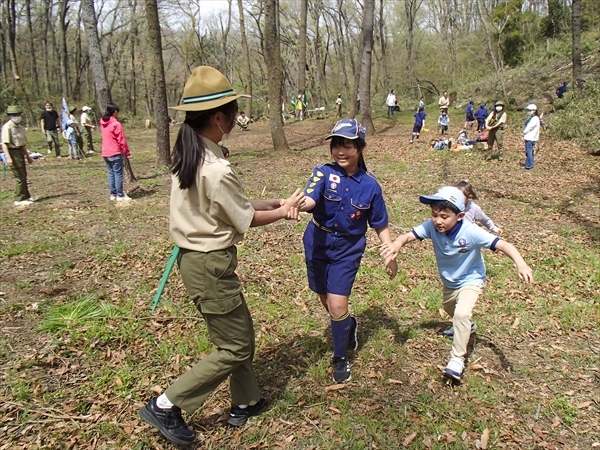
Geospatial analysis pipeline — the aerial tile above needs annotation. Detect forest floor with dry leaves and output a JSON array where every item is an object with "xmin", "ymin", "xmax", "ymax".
[{"xmin": 1, "ymin": 111, "xmax": 599, "ymax": 449}]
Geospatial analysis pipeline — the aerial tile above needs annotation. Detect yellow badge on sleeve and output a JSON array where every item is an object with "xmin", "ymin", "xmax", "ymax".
[
  {"xmin": 306, "ymin": 189, "xmax": 314, "ymax": 193},
  {"xmin": 309, "ymin": 182, "xmax": 316, "ymax": 187},
  {"xmin": 313, "ymin": 177, "xmax": 321, "ymax": 182},
  {"xmin": 316, "ymin": 171, "xmax": 324, "ymax": 177}
]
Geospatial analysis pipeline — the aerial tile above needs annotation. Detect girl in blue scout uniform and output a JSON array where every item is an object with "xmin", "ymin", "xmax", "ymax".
[{"xmin": 300, "ymin": 118, "xmax": 398, "ymax": 383}]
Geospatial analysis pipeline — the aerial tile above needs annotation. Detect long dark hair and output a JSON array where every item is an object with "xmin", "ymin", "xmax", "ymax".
[
  {"xmin": 171, "ymin": 100, "xmax": 238, "ymax": 190},
  {"xmin": 330, "ymin": 136, "xmax": 368, "ymax": 172},
  {"xmin": 102, "ymin": 103, "xmax": 119, "ymax": 121}
]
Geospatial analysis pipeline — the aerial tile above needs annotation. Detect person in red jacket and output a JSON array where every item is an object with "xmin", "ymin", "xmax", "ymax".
[{"xmin": 101, "ymin": 103, "xmax": 131, "ymax": 201}]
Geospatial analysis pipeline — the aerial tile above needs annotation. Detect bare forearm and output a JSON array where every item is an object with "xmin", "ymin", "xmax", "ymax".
[
  {"xmin": 375, "ymin": 226, "xmax": 393, "ymax": 245},
  {"xmin": 249, "ymin": 199, "xmax": 281, "ymax": 211},
  {"xmin": 250, "ymin": 208, "xmax": 287, "ymax": 227},
  {"xmin": 496, "ymin": 241, "xmax": 526, "ymax": 266}
]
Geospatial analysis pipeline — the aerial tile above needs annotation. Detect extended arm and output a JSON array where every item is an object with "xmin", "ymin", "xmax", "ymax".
[
  {"xmin": 375, "ymin": 225, "xmax": 397, "ymax": 280},
  {"xmin": 250, "ymin": 189, "xmax": 304, "ymax": 227},
  {"xmin": 494, "ymin": 240, "xmax": 533, "ymax": 283},
  {"xmin": 380, "ymin": 231, "xmax": 418, "ymax": 259}
]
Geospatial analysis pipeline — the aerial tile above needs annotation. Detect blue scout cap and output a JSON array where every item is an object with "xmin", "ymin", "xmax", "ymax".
[
  {"xmin": 325, "ymin": 118, "xmax": 366, "ymax": 142},
  {"xmin": 419, "ymin": 186, "xmax": 465, "ymax": 212}
]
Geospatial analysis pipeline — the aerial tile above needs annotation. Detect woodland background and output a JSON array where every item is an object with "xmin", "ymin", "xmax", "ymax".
[{"xmin": 1, "ymin": 0, "xmax": 599, "ymax": 127}]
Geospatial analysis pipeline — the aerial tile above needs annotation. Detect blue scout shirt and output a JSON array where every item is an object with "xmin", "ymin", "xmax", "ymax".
[
  {"xmin": 412, "ymin": 219, "xmax": 500, "ymax": 290},
  {"xmin": 304, "ymin": 162, "xmax": 388, "ymax": 235},
  {"xmin": 414, "ymin": 111, "xmax": 427, "ymax": 127},
  {"xmin": 475, "ymin": 107, "xmax": 488, "ymax": 120},
  {"xmin": 465, "ymin": 104, "xmax": 474, "ymax": 120}
]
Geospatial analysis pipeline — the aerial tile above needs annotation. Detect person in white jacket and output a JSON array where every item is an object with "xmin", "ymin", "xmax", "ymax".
[
  {"xmin": 386, "ymin": 90, "xmax": 396, "ymax": 118},
  {"xmin": 522, "ymin": 104, "xmax": 541, "ymax": 170}
]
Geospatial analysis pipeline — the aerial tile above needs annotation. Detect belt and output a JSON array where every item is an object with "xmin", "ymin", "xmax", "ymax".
[{"xmin": 312, "ymin": 218, "xmax": 350, "ymax": 236}]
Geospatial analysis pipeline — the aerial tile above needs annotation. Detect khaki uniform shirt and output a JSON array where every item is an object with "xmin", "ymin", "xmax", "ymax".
[
  {"xmin": 170, "ymin": 136, "xmax": 255, "ymax": 252},
  {"xmin": 485, "ymin": 111, "xmax": 507, "ymax": 129},
  {"xmin": 1, "ymin": 120, "xmax": 27, "ymax": 148},
  {"xmin": 81, "ymin": 112, "xmax": 93, "ymax": 126}
]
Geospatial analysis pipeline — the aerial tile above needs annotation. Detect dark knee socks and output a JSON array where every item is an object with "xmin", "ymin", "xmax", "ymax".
[{"xmin": 331, "ymin": 312, "xmax": 353, "ymax": 357}]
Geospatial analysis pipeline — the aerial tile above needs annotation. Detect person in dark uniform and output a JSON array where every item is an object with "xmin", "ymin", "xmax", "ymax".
[
  {"xmin": 40, "ymin": 101, "xmax": 62, "ymax": 156},
  {"xmin": 138, "ymin": 66, "xmax": 304, "ymax": 446},
  {"xmin": 299, "ymin": 118, "xmax": 398, "ymax": 383},
  {"xmin": 556, "ymin": 81, "xmax": 568, "ymax": 99}
]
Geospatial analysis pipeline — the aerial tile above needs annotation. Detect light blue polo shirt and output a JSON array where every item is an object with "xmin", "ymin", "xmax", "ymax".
[{"xmin": 412, "ymin": 219, "xmax": 500, "ymax": 289}]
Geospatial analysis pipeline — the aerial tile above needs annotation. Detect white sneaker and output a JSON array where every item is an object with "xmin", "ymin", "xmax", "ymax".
[
  {"xmin": 110, "ymin": 195, "xmax": 117, "ymax": 201},
  {"xmin": 14, "ymin": 199, "xmax": 34, "ymax": 206},
  {"xmin": 116, "ymin": 195, "xmax": 132, "ymax": 201},
  {"xmin": 27, "ymin": 197, "xmax": 38, "ymax": 202},
  {"xmin": 444, "ymin": 357, "xmax": 465, "ymax": 381}
]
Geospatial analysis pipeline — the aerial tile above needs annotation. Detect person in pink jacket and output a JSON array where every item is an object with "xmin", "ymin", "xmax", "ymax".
[{"xmin": 101, "ymin": 103, "xmax": 131, "ymax": 201}]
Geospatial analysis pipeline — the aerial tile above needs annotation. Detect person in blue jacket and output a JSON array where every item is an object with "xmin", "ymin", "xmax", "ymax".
[
  {"xmin": 556, "ymin": 81, "xmax": 568, "ymax": 99},
  {"xmin": 475, "ymin": 102, "xmax": 488, "ymax": 132},
  {"xmin": 300, "ymin": 118, "xmax": 397, "ymax": 384},
  {"xmin": 464, "ymin": 99, "xmax": 476, "ymax": 130}
]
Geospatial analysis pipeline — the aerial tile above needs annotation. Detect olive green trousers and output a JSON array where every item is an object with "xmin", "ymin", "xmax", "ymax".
[{"xmin": 165, "ymin": 246, "xmax": 261, "ymax": 413}]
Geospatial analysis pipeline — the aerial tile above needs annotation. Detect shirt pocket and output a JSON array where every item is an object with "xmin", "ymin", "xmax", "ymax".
[
  {"xmin": 350, "ymin": 198, "xmax": 371, "ymax": 211},
  {"xmin": 321, "ymin": 191, "xmax": 341, "ymax": 215}
]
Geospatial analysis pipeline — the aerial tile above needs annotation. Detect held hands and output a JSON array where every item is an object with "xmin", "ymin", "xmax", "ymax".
[
  {"xmin": 281, "ymin": 189, "xmax": 305, "ymax": 221},
  {"xmin": 380, "ymin": 239, "xmax": 402, "ymax": 260},
  {"xmin": 495, "ymin": 228, "xmax": 503, "ymax": 235}
]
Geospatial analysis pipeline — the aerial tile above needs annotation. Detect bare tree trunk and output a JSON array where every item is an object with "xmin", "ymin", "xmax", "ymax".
[
  {"xmin": 475, "ymin": 0, "xmax": 498, "ymax": 73},
  {"xmin": 129, "ymin": 0, "xmax": 138, "ymax": 115},
  {"xmin": 41, "ymin": 0, "xmax": 50, "ymax": 95},
  {"xmin": 80, "ymin": 0, "xmax": 112, "ymax": 111},
  {"xmin": 57, "ymin": 0, "xmax": 70, "ymax": 97},
  {"xmin": 378, "ymin": 0, "xmax": 388, "ymax": 87},
  {"xmin": 25, "ymin": 0, "xmax": 39, "ymax": 96},
  {"xmin": 145, "ymin": 0, "xmax": 171, "ymax": 167},
  {"xmin": 359, "ymin": 0, "xmax": 375, "ymax": 134},
  {"xmin": 237, "ymin": 0, "xmax": 253, "ymax": 117},
  {"xmin": 73, "ymin": 5, "xmax": 83, "ymax": 100},
  {"xmin": 3, "ymin": 0, "xmax": 34, "ymax": 123},
  {"xmin": 572, "ymin": 0, "xmax": 583, "ymax": 95},
  {"xmin": 298, "ymin": 0, "xmax": 307, "ymax": 94},
  {"xmin": 264, "ymin": 0, "xmax": 288, "ymax": 150}
]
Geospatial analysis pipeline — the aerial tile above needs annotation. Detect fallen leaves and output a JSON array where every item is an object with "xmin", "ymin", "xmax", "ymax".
[{"xmin": 324, "ymin": 384, "xmax": 346, "ymax": 393}]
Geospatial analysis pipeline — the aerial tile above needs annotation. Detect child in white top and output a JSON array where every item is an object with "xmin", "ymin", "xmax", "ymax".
[{"xmin": 456, "ymin": 180, "xmax": 502, "ymax": 234}]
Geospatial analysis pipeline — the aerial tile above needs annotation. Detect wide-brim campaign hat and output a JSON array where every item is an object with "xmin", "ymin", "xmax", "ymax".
[
  {"xmin": 419, "ymin": 186, "xmax": 465, "ymax": 212},
  {"xmin": 170, "ymin": 66, "xmax": 250, "ymax": 112},
  {"xmin": 495, "ymin": 100, "xmax": 505, "ymax": 107},
  {"xmin": 6, "ymin": 105, "xmax": 22, "ymax": 115}
]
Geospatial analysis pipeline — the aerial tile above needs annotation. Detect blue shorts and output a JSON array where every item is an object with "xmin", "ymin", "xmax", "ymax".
[
  {"xmin": 303, "ymin": 221, "xmax": 366, "ymax": 296},
  {"xmin": 412, "ymin": 124, "xmax": 423, "ymax": 133}
]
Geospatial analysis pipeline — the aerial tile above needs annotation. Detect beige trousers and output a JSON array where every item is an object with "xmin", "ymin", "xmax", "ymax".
[{"xmin": 442, "ymin": 283, "xmax": 483, "ymax": 361}]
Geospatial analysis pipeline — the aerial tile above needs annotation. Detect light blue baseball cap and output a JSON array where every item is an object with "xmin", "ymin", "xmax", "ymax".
[{"xmin": 419, "ymin": 186, "xmax": 465, "ymax": 212}]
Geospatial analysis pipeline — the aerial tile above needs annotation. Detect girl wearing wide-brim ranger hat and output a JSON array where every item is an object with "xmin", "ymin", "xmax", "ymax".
[
  {"xmin": 138, "ymin": 66, "xmax": 305, "ymax": 446},
  {"xmin": 1, "ymin": 105, "xmax": 36, "ymax": 206}
]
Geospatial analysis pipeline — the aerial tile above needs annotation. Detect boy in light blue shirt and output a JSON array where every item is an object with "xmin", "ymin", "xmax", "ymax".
[
  {"xmin": 438, "ymin": 110, "xmax": 449, "ymax": 135},
  {"xmin": 381, "ymin": 186, "xmax": 533, "ymax": 381}
]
